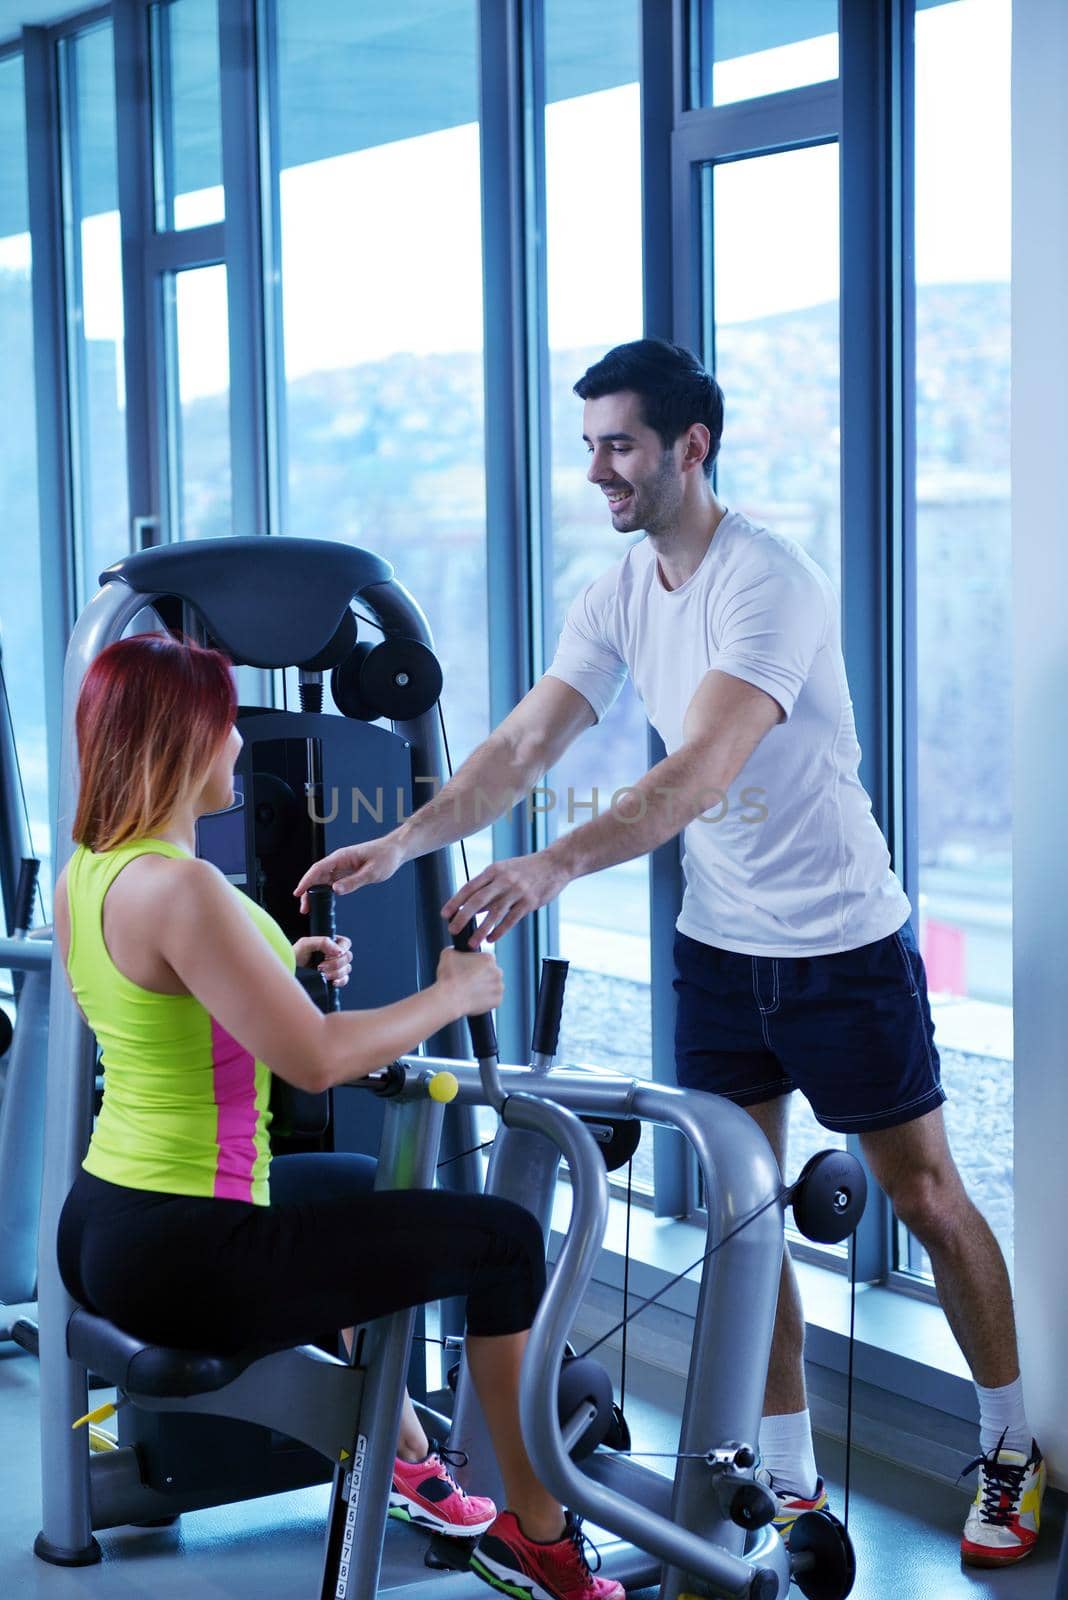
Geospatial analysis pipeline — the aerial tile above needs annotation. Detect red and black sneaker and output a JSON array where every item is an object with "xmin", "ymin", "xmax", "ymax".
[
  {"xmin": 471, "ymin": 1509, "xmax": 624, "ymax": 1600},
  {"xmin": 389, "ymin": 1444, "xmax": 497, "ymax": 1538}
]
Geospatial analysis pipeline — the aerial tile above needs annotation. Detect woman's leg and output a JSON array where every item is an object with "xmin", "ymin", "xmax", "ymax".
[
  {"xmin": 272, "ymin": 1153, "xmax": 430, "ymax": 1457},
  {"xmin": 465, "ymin": 1331, "xmax": 564, "ymax": 1541}
]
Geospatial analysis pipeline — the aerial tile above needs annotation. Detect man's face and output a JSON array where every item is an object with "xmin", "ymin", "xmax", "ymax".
[{"xmin": 582, "ymin": 390, "xmax": 684, "ymax": 537}]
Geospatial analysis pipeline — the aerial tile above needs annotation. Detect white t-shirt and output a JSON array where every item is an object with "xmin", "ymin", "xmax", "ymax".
[{"xmin": 545, "ymin": 510, "xmax": 911, "ymax": 957}]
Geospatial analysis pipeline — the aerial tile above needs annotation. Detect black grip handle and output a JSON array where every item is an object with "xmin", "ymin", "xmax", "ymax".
[
  {"xmin": 532, "ymin": 957, "xmax": 569, "ymax": 1058},
  {"xmin": 13, "ymin": 857, "xmax": 39, "ymax": 935},
  {"xmin": 307, "ymin": 884, "xmax": 342, "ymax": 1012},
  {"xmin": 451, "ymin": 919, "xmax": 498, "ymax": 1060}
]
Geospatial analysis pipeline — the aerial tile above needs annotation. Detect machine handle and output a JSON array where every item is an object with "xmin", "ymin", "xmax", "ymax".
[
  {"xmin": 306, "ymin": 884, "xmax": 342, "ymax": 1013},
  {"xmin": 12, "ymin": 857, "xmax": 39, "ymax": 936},
  {"xmin": 451, "ymin": 920, "xmax": 499, "ymax": 1063},
  {"xmin": 531, "ymin": 957, "xmax": 569, "ymax": 1060}
]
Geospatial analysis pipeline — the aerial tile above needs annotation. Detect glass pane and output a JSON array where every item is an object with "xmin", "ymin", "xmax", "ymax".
[
  {"xmin": 691, "ymin": 0, "xmax": 838, "ymax": 108},
  {"xmin": 170, "ymin": 263, "xmax": 232, "ymax": 538},
  {"xmin": 275, "ymin": 1, "xmax": 488, "ymax": 767},
  {"xmin": 152, "ymin": 0, "xmax": 224, "ymax": 230},
  {"xmin": 705, "ymin": 141, "xmax": 845, "ymax": 1216},
  {"xmin": 62, "ymin": 23, "xmax": 130, "ymax": 605},
  {"xmin": 909, "ymin": 0, "xmax": 1013, "ymax": 1282},
  {"xmin": 707, "ymin": 144, "xmax": 841, "ymax": 592},
  {"xmin": 544, "ymin": 3, "xmax": 651, "ymax": 1189},
  {"xmin": 0, "ymin": 56, "xmax": 51, "ymax": 903}
]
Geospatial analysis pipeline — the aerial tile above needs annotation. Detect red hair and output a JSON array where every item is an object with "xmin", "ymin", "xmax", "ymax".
[{"xmin": 73, "ymin": 635, "xmax": 237, "ymax": 852}]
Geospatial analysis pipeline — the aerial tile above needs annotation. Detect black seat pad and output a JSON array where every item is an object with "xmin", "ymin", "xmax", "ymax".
[{"xmin": 67, "ymin": 1306, "xmax": 287, "ymax": 1399}]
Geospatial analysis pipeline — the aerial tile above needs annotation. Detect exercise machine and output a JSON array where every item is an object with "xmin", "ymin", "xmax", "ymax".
[
  {"xmin": 34, "ymin": 536, "xmax": 861, "ymax": 1599},
  {"xmin": 0, "ymin": 634, "xmax": 50, "ymax": 1351}
]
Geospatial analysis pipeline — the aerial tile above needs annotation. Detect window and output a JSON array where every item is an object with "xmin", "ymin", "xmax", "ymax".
[
  {"xmin": 273, "ymin": 0, "xmax": 489, "ymax": 777},
  {"xmin": 168, "ymin": 262, "xmax": 232, "ymax": 539},
  {"xmin": 706, "ymin": 144, "xmax": 841, "ymax": 593},
  {"xmin": 0, "ymin": 53, "xmax": 50, "ymax": 896},
  {"xmin": 151, "ymin": 0, "xmax": 225, "ymax": 230},
  {"xmin": 700, "ymin": 139, "xmax": 845, "ymax": 1220},
  {"xmin": 689, "ymin": 0, "xmax": 838, "ymax": 108},
  {"xmin": 907, "ymin": 0, "xmax": 1013, "ymax": 1282}
]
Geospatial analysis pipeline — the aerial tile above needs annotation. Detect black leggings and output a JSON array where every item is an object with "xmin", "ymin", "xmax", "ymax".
[{"xmin": 57, "ymin": 1155, "xmax": 545, "ymax": 1354}]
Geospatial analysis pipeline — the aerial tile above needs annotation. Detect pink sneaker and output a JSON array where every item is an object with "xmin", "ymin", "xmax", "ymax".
[
  {"xmin": 471, "ymin": 1510, "xmax": 625, "ymax": 1600},
  {"xmin": 389, "ymin": 1445, "xmax": 496, "ymax": 1538}
]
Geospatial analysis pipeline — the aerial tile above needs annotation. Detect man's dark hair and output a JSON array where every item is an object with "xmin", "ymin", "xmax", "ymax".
[{"xmin": 574, "ymin": 339, "xmax": 724, "ymax": 477}]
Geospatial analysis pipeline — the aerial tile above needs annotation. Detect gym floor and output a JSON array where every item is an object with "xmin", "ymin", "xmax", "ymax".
[{"xmin": 1, "ymin": 1342, "xmax": 1061, "ymax": 1600}]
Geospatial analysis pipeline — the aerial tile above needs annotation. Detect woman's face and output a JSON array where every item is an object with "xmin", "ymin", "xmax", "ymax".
[{"xmin": 197, "ymin": 724, "xmax": 243, "ymax": 817}]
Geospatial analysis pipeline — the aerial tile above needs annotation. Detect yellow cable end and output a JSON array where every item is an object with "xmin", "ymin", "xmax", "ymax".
[
  {"xmin": 428, "ymin": 1070, "xmax": 459, "ymax": 1104},
  {"xmin": 72, "ymin": 1401, "xmax": 117, "ymax": 1431}
]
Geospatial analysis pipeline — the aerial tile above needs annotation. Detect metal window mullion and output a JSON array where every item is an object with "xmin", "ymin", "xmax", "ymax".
[
  {"xmin": 55, "ymin": 33, "xmax": 91, "ymax": 613},
  {"xmin": 896, "ymin": 0, "xmax": 920, "ymax": 1274},
  {"xmin": 144, "ymin": 220, "xmax": 226, "ymax": 271},
  {"xmin": 114, "ymin": 0, "xmax": 167, "ymax": 546},
  {"xmin": 477, "ymin": 0, "xmax": 539, "ymax": 1063},
  {"xmin": 22, "ymin": 24, "xmax": 78, "ymax": 844},
  {"xmin": 256, "ymin": 0, "xmax": 286, "ymax": 544},
  {"xmin": 523, "ymin": 0, "xmax": 552, "ymax": 837},
  {"xmin": 150, "ymin": 0, "xmax": 174, "ymax": 232},
  {"xmin": 675, "ymin": 78, "xmax": 839, "ymax": 159},
  {"xmin": 898, "ymin": 0, "xmax": 918, "ymax": 917},
  {"xmin": 840, "ymin": 0, "xmax": 908, "ymax": 1281},
  {"xmin": 646, "ymin": 2, "xmax": 695, "ymax": 1218},
  {"xmin": 218, "ymin": 0, "xmax": 271, "ymax": 540}
]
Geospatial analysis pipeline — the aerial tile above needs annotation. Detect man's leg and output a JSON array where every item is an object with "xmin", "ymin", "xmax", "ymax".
[
  {"xmin": 742, "ymin": 1095, "xmax": 808, "ymax": 1416},
  {"xmin": 741, "ymin": 1096, "xmax": 824, "ymax": 1514},
  {"xmin": 859, "ymin": 1107, "xmax": 1019, "ymax": 1390},
  {"xmin": 860, "ymin": 1106, "xmax": 1043, "ymax": 1568}
]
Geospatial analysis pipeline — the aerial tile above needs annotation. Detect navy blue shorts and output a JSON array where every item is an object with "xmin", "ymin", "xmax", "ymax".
[{"xmin": 673, "ymin": 920, "xmax": 944, "ymax": 1134}]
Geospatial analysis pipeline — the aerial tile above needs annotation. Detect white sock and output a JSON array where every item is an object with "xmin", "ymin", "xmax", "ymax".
[
  {"xmin": 759, "ymin": 1409, "xmax": 820, "ymax": 1499},
  {"xmin": 975, "ymin": 1376, "xmax": 1031, "ymax": 1457}
]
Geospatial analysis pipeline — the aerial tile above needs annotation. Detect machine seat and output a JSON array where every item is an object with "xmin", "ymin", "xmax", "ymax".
[{"xmin": 67, "ymin": 1306, "xmax": 285, "ymax": 1399}]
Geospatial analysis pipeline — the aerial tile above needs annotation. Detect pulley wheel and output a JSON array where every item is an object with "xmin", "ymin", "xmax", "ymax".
[
  {"xmin": 791, "ymin": 1150, "xmax": 868, "ymax": 1245},
  {"xmin": 360, "ymin": 637, "xmax": 443, "ymax": 720},
  {"xmin": 580, "ymin": 1115, "xmax": 642, "ymax": 1173},
  {"xmin": 789, "ymin": 1509, "xmax": 856, "ymax": 1600},
  {"xmin": 728, "ymin": 1478, "xmax": 777, "ymax": 1531},
  {"xmin": 557, "ymin": 1354, "xmax": 614, "ymax": 1460},
  {"xmin": 331, "ymin": 642, "xmax": 380, "ymax": 721},
  {"xmin": 252, "ymin": 773, "xmax": 299, "ymax": 858}
]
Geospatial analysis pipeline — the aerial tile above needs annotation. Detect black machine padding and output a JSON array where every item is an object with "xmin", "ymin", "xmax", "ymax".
[
  {"xmin": 99, "ymin": 538, "xmax": 394, "ymax": 670},
  {"xmin": 66, "ymin": 1306, "xmax": 283, "ymax": 1398}
]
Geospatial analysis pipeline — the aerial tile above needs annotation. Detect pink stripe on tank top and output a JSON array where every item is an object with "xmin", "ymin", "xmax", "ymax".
[{"xmin": 210, "ymin": 1018, "xmax": 259, "ymax": 1201}]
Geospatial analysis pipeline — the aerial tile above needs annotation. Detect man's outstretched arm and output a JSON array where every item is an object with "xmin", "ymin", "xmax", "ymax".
[
  {"xmin": 443, "ymin": 669, "xmax": 783, "ymax": 942},
  {"xmin": 294, "ymin": 676, "xmax": 596, "ymax": 902}
]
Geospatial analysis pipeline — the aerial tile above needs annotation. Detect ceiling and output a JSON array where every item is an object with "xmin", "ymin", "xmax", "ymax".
[{"xmin": 0, "ymin": 1, "xmax": 87, "ymax": 45}]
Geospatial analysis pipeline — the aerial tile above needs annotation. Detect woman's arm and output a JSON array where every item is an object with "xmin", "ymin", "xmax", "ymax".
[{"xmin": 154, "ymin": 858, "xmax": 500, "ymax": 1092}]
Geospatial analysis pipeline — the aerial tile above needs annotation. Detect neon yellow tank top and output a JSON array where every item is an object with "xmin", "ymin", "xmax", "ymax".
[{"xmin": 67, "ymin": 840, "xmax": 295, "ymax": 1206}]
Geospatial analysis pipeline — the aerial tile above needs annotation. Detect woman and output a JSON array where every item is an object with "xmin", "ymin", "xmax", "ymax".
[{"xmin": 54, "ymin": 634, "xmax": 621, "ymax": 1600}]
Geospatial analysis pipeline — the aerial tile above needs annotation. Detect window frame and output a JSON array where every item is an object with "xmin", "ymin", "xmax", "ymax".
[{"xmin": 18, "ymin": 0, "xmax": 984, "ymax": 1348}]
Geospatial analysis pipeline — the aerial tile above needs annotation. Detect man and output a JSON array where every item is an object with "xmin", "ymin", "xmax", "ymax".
[{"xmin": 297, "ymin": 339, "xmax": 1042, "ymax": 1568}]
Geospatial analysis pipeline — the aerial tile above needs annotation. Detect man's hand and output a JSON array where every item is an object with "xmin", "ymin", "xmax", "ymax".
[
  {"xmin": 293, "ymin": 835, "xmax": 405, "ymax": 913},
  {"xmin": 442, "ymin": 851, "xmax": 569, "ymax": 945},
  {"xmin": 292, "ymin": 935, "xmax": 353, "ymax": 989}
]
